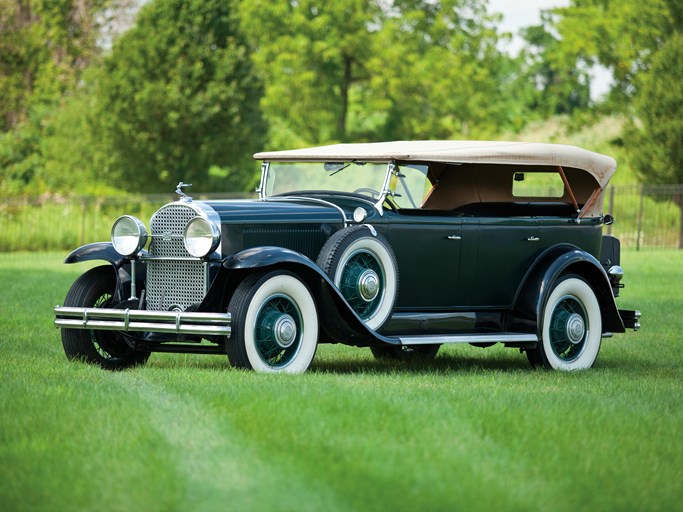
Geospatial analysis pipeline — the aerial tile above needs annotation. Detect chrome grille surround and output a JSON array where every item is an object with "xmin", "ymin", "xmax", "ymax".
[{"xmin": 145, "ymin": 201, "xmax": 221, "ymax": 312}]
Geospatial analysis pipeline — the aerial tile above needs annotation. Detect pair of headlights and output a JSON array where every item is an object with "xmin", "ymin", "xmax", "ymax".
[{"xmin": 111, "ymin": 215, "xmax": 219, "ymax": 258}]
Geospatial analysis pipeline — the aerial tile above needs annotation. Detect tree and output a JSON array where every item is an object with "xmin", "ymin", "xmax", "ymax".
[
  {"xmin": 0, "ymin": 0, "xmax": 107, "ymax": 131},
  {"xmin": 240, "ymin": 0, "xmax": 517, "ymax": 147},
  {"xmin": 239, "ymin": 0, "xmax": 380, "ymax": 146},
  {"xmin": 517, "ymin": 11, "xmax": 591, "ymax": 118},
  {"xmin": 625, "ymin": 34, "xmax": 683, "ymax": 247},
  {"xmin": 0, "ymin": 0, "xmax": 114, "ymax": 196},
  {"xmin": 97, "ymin": 0, "xmax": 265, "ymax": 192},
  {"xmin": 550, "ymin": 0, "xmax": 678, "ymax": 107},
  {"xmin": 627, "ymin": 34, "xmax": 683, "ymax": 185},
  {"xmin": 369, "ymin": 0, "xmax": 517, "ymax": 140}
]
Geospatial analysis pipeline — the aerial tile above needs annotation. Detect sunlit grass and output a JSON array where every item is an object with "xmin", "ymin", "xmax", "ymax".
[{"xmin": 0, "ymin": 251, "xmax": 681, "ymax": 511}]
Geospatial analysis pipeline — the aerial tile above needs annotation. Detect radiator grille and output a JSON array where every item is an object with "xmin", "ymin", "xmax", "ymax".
[{"xmin": 146, "ymin": 204, "xmax": 205, "ymax": 311}]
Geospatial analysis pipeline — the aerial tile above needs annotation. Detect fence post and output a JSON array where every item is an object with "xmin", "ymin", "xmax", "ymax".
[
  {"xmin": 607, "ymin": 186, "xmax": 614, "ymax": 236},
  {"xmin": 636, "ymin": 186, "xmax": 644, "ymax": 251},
  {"xmin": 677, "ymin": 189, "xmax": 683, "ymax": 250},
  {"xmin": 80, "ymin": 197, "xmax": 88, "ymax": 247}
]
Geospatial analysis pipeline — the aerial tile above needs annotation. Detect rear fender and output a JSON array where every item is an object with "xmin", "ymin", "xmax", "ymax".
[
  {"xmin": 222, "ymin": 246, "xmax": 400, "ymax": 347},
  {"xmin": 513, "ymin": 246, "xmax": 625, "ymax": 336}
]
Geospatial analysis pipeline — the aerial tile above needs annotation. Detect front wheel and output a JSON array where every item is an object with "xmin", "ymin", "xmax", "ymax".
[
  {"xmin": 526, "ymin": 275, "xmax": 602, "ymax": 370},
  {"xmin": 227, "ymin": 270, "xmax": 319, "ymax": 373},
  {"xmin": 61, "ymin": 266, "xmax": 150, "ymax": 370}
]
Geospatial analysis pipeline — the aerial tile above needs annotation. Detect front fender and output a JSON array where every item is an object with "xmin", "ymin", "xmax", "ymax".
[
  {"xmin": 65, "ymin": 242, "xmax": 124, "ymax": 265},
  {"xmin": 513, "ymin": 246, "xmax": 624, "ymax": 335},
  {"xmin": 64, "ymin": 242, "xmax": 147, "ymax": 303},
  {"xmin": 222, "ymin": 246, "xmax": 401, "ymax": 347}
]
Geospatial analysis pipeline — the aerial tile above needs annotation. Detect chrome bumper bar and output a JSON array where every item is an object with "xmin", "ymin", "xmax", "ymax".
[{"xmin": 54, "ymin": 306, "xmax": 231, "ymax": 336}]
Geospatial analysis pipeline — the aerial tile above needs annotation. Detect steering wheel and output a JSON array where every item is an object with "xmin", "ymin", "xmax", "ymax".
[{"xmin": 352, "ymin": 187, "xmax": 381, "ymax": 200}]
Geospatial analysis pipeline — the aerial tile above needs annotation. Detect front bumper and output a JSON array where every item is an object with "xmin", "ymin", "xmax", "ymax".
[{"xmin": 54, "ymin": 306, "xmax": 231, "ymax": 337}]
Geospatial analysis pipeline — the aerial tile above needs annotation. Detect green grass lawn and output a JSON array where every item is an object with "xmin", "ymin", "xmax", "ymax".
[{"xmin": 1, "ymin": 251, "xmax": 681, "ymax": 511}]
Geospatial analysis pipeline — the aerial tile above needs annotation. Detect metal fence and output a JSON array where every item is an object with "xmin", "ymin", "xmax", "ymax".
[
  {"xmin": 603, "ymin": 184, "xmax": 683, "ymax": 250},
  {"xmin": 1, "ymin": 185, "xmax": 681, "ymax": 252}
]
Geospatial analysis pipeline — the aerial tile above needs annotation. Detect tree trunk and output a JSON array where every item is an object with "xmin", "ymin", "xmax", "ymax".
[{"xmin": 338, "ymin": 54, "xmax": 351, "ymax": 141}]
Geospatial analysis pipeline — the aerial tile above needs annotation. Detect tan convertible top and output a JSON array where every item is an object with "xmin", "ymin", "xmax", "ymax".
[{"xmin": 254, "ymin": 140, "xmax": 617, "ymax": 188}]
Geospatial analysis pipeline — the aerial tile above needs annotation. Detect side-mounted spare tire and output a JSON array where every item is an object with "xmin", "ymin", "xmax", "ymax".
[{"xmin": 316, "ymin": 225, "xmax": 398, "ymax": 331}]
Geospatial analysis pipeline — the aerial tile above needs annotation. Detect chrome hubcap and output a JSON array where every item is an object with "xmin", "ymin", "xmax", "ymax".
[
  {"xmin": 357, "ymin": 269, "xmax": 380, "ymax": 302},
  {"xmin": 273, "ymin": 314, "xmax": 297, "ymax": 348},
  {"xmin": 566, "ymin": 313, "xmax": 586, "ymax": 344}
]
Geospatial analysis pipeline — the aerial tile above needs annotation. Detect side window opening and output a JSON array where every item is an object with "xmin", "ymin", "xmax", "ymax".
[
  {"xmin": 392, "ymin": 164, "xmax": 431, "ymax": 209},
  {"xmin": 512, "ymin": 172, "xmax": 565, "ymax": 198}
]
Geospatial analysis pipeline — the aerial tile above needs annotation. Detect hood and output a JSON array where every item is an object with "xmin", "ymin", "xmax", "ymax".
[{"xmin": 201, "ymin": 198, "xmax": 345, "ymax": 225}]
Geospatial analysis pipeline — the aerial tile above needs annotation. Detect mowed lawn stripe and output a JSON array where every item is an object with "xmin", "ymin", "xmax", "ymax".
[
  {"xmin": 147, "ymin": 368, "xmax": 544, "ymax": 511},
  {"xmin": 114, "ymin": 370, "xmax": 349, "ymax": 511}
]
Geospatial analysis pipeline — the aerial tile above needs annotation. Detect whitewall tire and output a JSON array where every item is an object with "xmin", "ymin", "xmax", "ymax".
[
  {"xmin": 534, "ymin": 275, "xmax": 603, "ymax": 371},
  {"xmin": 227, "ymin": 271, "xmax": 319, "ymax": 374}
]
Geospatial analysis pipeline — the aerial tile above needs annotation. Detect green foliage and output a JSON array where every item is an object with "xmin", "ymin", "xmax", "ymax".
[
  {"xmin": 239, "ymin": 0, "xmax": 382, "ymax": 145},
  {"xmin": 0, "ymin": 0, "xmax": 106, "ymax": 131},
  {"xmin": 1, "ymin": 0, "xmax": 680, "ymax": 197},
  {"xmin": 0, "ymin": 79, "xmax": 117, "ymax": 197},
  {"xmin": 369, "ymin": 0, "xmax": 517, "ymax": 140},
  {"xmin": 625, "ymin": 33, "xmax": 683, "ymax": 185},
  {"xmin": 516, "ymin": 12, "xmax": 591, "ymax": 117},
  {"xmin": 552, "ymin": 0, "xmax": 678, "ymax": 106},
  {"xmin": 0, "ymin": 1, "xmax": 118, "ymax": 196},
  {"xmin": 240, "ymin": 0, "xmax": 518, "ymax": 147},
  {"xmin": 97, "ymin": 0, "xmax": 265, "ymax": 193}
]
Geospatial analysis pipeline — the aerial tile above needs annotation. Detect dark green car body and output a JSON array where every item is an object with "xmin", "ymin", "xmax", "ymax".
[{"xmin": 203, "ymin": 192, "xmax": 612, "ymax": 337}]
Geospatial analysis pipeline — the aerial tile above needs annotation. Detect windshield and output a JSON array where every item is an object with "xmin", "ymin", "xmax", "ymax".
[
  {"xmin": 265, "ymin": 162, "xmax": 389, "ymax": 199},
  {"xmin": 264, "ymin": 161, "xmax": 432, "ymax": 209}
]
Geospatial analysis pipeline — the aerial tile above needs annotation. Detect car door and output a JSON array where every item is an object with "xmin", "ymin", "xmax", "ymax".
[
  {"xmin": 384, "ymin": 214, "xmax": 463, "ymax": 309},
  {"xmin": 459, "ymin": 216, "xmax": 542, "ymax": 308}
]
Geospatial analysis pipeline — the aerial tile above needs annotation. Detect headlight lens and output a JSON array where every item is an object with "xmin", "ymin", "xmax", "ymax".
[
  {"xmin": 111, "ymin": 216, "xmax": 147, "ymax": 256},
  {"xmin": 184, "ymin": 217, "xmax": 219, "ymax": 257}
]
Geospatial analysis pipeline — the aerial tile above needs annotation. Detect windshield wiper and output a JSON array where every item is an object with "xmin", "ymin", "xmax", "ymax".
[{"xmin": 324, "ymin": 161, "xmax": 365, "ymax": 176}]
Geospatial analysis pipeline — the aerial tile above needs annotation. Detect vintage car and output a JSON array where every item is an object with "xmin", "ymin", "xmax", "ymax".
[{"xmin": 54, "ymin": 141, "xmax": 640, "ymax": 373}]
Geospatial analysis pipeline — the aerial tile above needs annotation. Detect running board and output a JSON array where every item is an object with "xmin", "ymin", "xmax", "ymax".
[{"xmin": 399, "ymin": 333, "xmax": 538, "ymax": 346}]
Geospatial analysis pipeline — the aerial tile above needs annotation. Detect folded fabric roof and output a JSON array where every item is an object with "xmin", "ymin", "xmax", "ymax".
[{"xmin": 254, "ymin": 140, "xmax": 617, "ymax": 188}]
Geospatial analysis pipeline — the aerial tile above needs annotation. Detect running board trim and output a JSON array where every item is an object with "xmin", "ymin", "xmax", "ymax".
[{"xmin": 399, "ymin": 333, "xmax": 538, "ymax": 346}]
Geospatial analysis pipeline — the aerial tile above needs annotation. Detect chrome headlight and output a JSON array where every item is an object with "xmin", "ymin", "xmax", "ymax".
[
  {"xmin": 183, "ymin": 217, "xmax": 220, "ymax": 258},
  {"xmin": 111, "ymin": 215, "xmax": 147, "ymax": 256}
]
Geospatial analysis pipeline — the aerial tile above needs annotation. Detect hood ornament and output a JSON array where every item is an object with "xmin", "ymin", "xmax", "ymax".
[{"xmin": 175, "ymin": 182, "xmax": 193, "ymax": 202}]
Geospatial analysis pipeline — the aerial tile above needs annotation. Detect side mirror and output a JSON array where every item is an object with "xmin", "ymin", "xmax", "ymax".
[{"xmin": 603, "ymin": 214, "xmax": 615, "ymax": 225}]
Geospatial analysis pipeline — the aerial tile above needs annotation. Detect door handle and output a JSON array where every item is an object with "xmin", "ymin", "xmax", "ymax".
[
  {"xmin": 526, "ymin": 236, "xmax": 540, "ymax": 242},
  {"xmin": 447, "ymin": 234, "xmax": 462, "ymax": 240}
]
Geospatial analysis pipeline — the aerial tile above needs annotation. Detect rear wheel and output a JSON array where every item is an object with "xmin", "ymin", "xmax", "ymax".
[
  {"xmin": 526, "ymin": 275, "xmax": 602, "ymax": 370},
  {"xmin": 227, "ymin": 270, "xmax": 319, "ymax": 373},
  {"xmin": 61, "ymin": 266, "xmax": 150, "ymax": 370}
]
